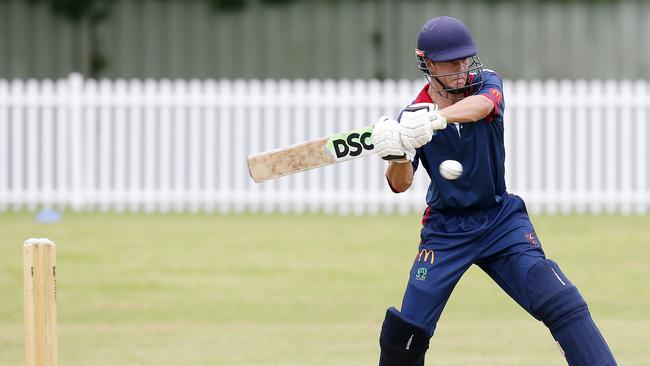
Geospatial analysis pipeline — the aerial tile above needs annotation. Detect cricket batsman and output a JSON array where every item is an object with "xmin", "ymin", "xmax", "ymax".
[{"xmin": 371, "ymin": 16, "xmax": 617, "ymax": 366}]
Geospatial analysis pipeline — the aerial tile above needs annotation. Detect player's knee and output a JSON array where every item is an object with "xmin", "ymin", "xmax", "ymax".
[
  {"xmin": 379, "ymin": 307, "xmax": 430, "ymax": 366},
  {"xmin": 525, "ymin": 259, "xmax": 589, "ymax": 331}
]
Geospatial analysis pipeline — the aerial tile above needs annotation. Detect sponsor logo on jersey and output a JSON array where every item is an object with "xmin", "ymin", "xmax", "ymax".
[
  {"xmin": 525, "ymin": 232, "xmax": 539, "ymax": 248},
  {"xmin": 488, "ymin": 88, "xmax": 502, "ymax": 104}
]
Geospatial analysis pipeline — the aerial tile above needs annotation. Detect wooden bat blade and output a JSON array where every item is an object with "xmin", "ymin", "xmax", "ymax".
[
  {"xmin": 247, "ymin": 124, "xmax": 375, "ymax": 183},
  {"xmin": 247, "ymin": 137, "xmax": 333, "ymax": 183}
]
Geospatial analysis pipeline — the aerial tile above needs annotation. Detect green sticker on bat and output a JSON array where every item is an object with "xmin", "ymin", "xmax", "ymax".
[{"xmin": 325, "ymin": 125, "xmax": 375, "ymax": 160}]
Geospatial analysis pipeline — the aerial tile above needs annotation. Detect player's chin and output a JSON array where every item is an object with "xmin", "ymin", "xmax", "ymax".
[{"xmin": 450, "ymin": 79, "xmax": 466, "ymax": 89}]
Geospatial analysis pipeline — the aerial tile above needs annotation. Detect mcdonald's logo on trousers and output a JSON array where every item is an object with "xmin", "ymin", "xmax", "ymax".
[{"xmin": 416, "ymin": 249, "xmax": 435, "ymax": 265}]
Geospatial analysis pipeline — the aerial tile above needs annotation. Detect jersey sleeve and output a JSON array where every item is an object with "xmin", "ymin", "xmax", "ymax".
[
  {"xmin": 411, "ymin": 150, "xmax": 420, "ymax": 172},
  {"xmin": 477, "ymin": 71, "xmax": 505, "ymax": 122}
]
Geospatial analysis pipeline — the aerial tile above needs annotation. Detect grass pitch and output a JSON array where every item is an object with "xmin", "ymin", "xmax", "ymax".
[{"xmin": 0, "ymin": 212, "xmax": 648, "ymax": 365}]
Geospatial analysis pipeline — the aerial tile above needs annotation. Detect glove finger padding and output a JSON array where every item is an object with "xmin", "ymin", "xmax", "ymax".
[
  {"xmin": 400, "ymin": 103, "xmax": 448, "ymax": 150},
  {"xmin": 430, "ymin": 113, "xmax": 447, "ymax": 131},
  {"xmin": 403, "ymin": 103, "xmax": 447, "ymax": 131},
  {"xmin": 373, "ymin": 116, "xmax": 410, "ymax": 163},
  {"xmin": 400, "ymin": 112, "xmax": 434, "ymax": 150}
]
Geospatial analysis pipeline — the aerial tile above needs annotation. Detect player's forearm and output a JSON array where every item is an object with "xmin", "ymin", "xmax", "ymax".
[
  {"xmin": 386, "ymin": 161, "xmax": 414, "ymax": 193},
  {"xmin": 438, "ymin": 95, "xmax": 494, "ymax": 123}
]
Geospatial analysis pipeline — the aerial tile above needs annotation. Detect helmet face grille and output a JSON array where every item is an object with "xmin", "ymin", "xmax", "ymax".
[{"xmin": 416, "ymin": 53, "xmax": 485, "ymax": 100}]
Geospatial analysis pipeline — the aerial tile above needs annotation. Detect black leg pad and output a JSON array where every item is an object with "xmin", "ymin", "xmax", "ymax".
[{"xmin": 379, "ymin": 307, "xmax": 430, "ymax": 366}]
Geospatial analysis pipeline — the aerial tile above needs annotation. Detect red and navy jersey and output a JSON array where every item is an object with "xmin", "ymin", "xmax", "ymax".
[{"xmin": 398, "ymin": 70, "xmax": 506, "ymax": 211}]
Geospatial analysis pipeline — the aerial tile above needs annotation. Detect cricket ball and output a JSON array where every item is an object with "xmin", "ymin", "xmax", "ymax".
[{"xmin": 439, "ymin": 159, "xmax": 463, "ymax": 180}]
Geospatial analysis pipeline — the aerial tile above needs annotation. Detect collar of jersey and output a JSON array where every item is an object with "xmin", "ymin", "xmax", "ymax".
[{"xmin": 414, "ymin": 84, "xmax": 434, "ymax": 103}]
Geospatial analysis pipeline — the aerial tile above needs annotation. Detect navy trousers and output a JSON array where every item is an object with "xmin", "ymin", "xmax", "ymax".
[{"xmin": 402, "ymin": 194, "xmax": 551, "ymax": 333}]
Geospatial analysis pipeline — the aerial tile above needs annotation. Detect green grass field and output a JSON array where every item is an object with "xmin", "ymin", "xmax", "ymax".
[{"xmin": 1, "ymin": 212, "xmax": 648, "ymax": 365}]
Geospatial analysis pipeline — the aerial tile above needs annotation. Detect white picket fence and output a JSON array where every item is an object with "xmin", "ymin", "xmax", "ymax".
[{"xmin": 0, "ymin": 74, "xmax": 648, "ymax": 214}]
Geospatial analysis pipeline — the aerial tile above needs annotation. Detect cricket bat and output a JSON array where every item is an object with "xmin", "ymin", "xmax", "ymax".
[{"xmin": 247, "ymin": 124, "xmax": 376, "ymax": 183}]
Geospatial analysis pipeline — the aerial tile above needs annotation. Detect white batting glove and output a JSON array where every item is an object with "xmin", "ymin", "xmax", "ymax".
[
  {"xmin": 372, "ymin": 116, "xmax": 414, "ymax": 163},
  {"xmin": 399, "ymin": 103, "xmax": 447, "ymax": 151}
]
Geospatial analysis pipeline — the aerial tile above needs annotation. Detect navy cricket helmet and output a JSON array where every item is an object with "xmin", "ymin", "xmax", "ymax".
[{"xmin": 415, "ymin": 16, "xmax": 484, "ymax": 97}]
